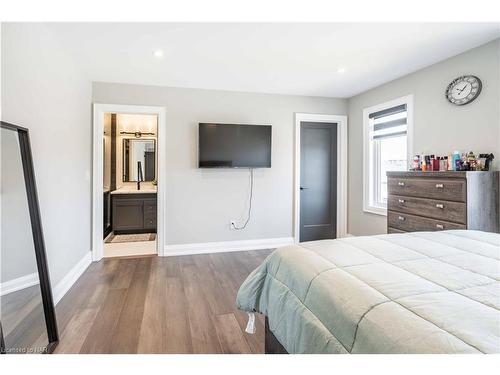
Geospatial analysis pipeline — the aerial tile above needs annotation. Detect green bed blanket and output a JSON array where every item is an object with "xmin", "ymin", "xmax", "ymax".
[{"xmin": 236, "ymin": 230, "xmax": 500, "ymax": 354}]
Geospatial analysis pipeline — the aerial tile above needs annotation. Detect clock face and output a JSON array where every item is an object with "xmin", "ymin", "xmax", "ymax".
[{"xmin": 445, "ymin": 75, "xmax": 482, "ymax": 105}]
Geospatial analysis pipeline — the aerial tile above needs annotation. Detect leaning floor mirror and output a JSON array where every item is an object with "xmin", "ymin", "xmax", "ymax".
[{"xmin": 0, "ymin": 121, "xmax": 58, "ymax": 354}]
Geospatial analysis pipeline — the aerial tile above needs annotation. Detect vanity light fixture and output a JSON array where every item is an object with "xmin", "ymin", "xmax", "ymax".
[
  {"xmin": 120, "ymin": 131, "xmax": 155, "ymax": 138},
  {"xmin": 336, "ymin": 67, "xmax": 346, "ymax": 74}
]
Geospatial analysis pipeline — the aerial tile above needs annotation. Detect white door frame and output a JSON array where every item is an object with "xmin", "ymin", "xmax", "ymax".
[
  {"xmin": 92, "ymin": 103, "xmax": 167, "ymax": 261},
  {"xmin": 294, "ymin": 113, "xmax": 348, "ymax": 243}
]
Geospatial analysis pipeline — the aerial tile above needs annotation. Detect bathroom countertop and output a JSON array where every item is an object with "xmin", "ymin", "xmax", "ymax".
[{"xmin": 110, "ymin": 187, "xmax": 157, "ymax": 195}]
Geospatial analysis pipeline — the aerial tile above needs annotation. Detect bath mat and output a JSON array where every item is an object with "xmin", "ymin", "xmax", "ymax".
[{"xmin": 106, "ymin": 233, "xmax": 156, "ymax": 243}]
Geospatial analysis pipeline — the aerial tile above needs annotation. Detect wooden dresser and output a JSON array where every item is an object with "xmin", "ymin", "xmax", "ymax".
[{"xmin": 387, "ymin": 171, "xmax": 499, "ymax": 234}]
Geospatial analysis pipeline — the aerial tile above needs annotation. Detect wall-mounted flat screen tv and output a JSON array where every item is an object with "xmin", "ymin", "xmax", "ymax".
[{"xmin": 198, "ymin": 123, "xmax": 272, "ymax": 168}]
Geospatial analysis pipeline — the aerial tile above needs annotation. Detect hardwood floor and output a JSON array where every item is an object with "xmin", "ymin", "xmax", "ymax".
[
  {"xmin": 1, "ymin": 285, "xmax": 49, "ymax": 352},
  {"xmin": 54, "ymin": 250, "xmax": 270, "ymax": 354}
]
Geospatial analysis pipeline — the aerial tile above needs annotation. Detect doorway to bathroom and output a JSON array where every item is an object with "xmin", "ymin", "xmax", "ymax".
[{"xmin": 92, "ymin": 104, "xmax": 166, "ymax": 261}]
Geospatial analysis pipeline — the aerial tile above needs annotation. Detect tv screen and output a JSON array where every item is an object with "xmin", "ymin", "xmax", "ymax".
[{"xmin": 198, "ymin": 123, "xmax": 272, "ymax": 168}]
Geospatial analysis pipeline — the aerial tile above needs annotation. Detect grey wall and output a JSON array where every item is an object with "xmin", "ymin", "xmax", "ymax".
[
  {"xmin": 1, "ymin": 23, "xmax": 92, "ymax": 286},
  {"xmin": 347, "ymin": 39, "xmax": 500, "ymax": 235},
  {"xmin": 93, "ymin": 83, "xmax": 347, "ymax": 245}
]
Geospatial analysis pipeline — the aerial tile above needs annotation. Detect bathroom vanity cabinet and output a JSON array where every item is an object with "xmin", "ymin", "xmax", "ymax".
[{"xmin": 112, "ymin": 193, "xmax": 157, "ymax": 234}]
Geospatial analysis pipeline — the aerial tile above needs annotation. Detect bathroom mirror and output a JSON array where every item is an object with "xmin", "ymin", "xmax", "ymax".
[
  {"xmin": 122, "ymin": 139, "xmax": 156, "ymax": 182},
  {"xmin": 0, "ymin": 121, "xmax": 58, "ymax": 354}
]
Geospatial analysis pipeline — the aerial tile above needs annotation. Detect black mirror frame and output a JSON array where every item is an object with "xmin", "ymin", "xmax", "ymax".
[
  {"xmin": 122, "ymin": 137, "xmax": 156, "ymax": 182},
  {"xmin": 0, "ymin": 121, "xmax": 59, "ymax": 354}
]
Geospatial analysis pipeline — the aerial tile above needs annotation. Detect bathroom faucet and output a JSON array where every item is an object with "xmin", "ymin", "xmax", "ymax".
[{"xmin": 137, "ymin": 161, "xmax": 144, "ymax": 190}]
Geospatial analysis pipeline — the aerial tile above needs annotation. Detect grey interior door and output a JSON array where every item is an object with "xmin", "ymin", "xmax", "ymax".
[{"xmin": 300, "ymin": 122, "xmax": 337, "ymax": 242}]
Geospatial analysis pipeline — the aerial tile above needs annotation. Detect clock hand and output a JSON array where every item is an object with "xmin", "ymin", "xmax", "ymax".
[{"xmin": 457, "ymin": 84, "xmax": 468, "ymax": 93}]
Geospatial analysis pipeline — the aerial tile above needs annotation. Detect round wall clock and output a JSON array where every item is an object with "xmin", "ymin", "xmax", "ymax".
[{"xmin": 445, "ymin": 75, "xmax": 482, "ymax": 106}]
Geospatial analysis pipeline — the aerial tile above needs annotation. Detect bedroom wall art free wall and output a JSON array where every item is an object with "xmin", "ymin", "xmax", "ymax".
[{"xmin": 1, "ymin": 23, "xmax": 93, "ymax": 286}]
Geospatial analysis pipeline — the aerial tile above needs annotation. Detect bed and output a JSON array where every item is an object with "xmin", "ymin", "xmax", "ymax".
[{"xmin": 236, "ymin": 230, "xmax": 500, "ymax": 354}]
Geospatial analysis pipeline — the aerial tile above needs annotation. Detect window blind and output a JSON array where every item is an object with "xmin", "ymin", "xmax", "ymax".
[
  {"xmin": 368, "ymin": 104, "xmax": 406, "ymax": 119},
  {"xmin": 371, "ymin": 104, "xmax": 407, "ymax": 140}
]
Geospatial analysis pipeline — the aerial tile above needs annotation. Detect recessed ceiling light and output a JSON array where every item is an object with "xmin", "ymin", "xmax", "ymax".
[
  {"xmin": 153, "ymin": 49, "xmax": 164, "ymax": 58},
  {"xmin": 337, "ymin": 67, "xmax": 346, "ymax": 74}
]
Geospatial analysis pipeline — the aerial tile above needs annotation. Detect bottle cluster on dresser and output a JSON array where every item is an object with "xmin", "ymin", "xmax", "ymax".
[{"xmin": 411, "ymin": 151, "xmax": 494, "ymax": 172}]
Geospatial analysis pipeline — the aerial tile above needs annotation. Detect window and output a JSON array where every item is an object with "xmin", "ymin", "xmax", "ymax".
[{"xmin": 363, "ymin": 96, "xmax": 413, "ymax": 216}]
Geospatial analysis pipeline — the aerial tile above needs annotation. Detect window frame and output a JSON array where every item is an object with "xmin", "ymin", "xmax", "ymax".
[{"xmin": 362, "ymin": 95, "xmax": 414, "ymax": 216}]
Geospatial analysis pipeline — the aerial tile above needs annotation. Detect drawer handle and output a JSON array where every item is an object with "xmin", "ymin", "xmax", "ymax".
[
  {"xmin": 435, "ymin": 204, "xmax": 444, "ymax": 209},
  {"xmin": 435, "ymin": 183, "xmax": 444, "ymax": 188},
  {"xmin": 398, "ymin": 216, "xmax": 406, "ymax": 221},
  {"xmin": 398, "ymin": 199, "xmax": 405, "ymax": 203},
  {"xmin": 436, "ymin": 224, "xmax": 444, "ymax": 229},
  {"xmin": 398, "ymin": 182, "xmax": 405, "ymax": 187}
]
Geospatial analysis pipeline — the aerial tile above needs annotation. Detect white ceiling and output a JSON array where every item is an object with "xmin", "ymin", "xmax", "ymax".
[{"xmin": 46, "ymin": 23, "xmax": 500, "ymax": 98}]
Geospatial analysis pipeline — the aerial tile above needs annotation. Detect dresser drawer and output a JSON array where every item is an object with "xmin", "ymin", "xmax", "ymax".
[
  {"xmin": 388, "ymin": 211, "xmax": 466, "ymax": 232},
  {"xmin": 388, "ymin": 177, "xmax": 466, "ymax": 202},
  {"xmin": 388, "ymin": 195, "xmax": 466, "ymax": 224}
]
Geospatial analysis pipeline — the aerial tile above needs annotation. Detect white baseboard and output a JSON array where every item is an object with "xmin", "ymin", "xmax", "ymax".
[
  {"xmin": 163, "ymin": 237, "xmax": 294, "ymax": 257},
  {"xmin": 53, "ymin": 251, "xmax": 92, "ymax": 305},
  {"xmin": 0, "ymin": 272, "xmax": 39, "ymax": 296}
]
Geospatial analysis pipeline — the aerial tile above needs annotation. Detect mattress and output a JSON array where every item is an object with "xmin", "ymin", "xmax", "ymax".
[{"xmin": 236, "ymin": 230, "xmax": 500, "ymax": 353}]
